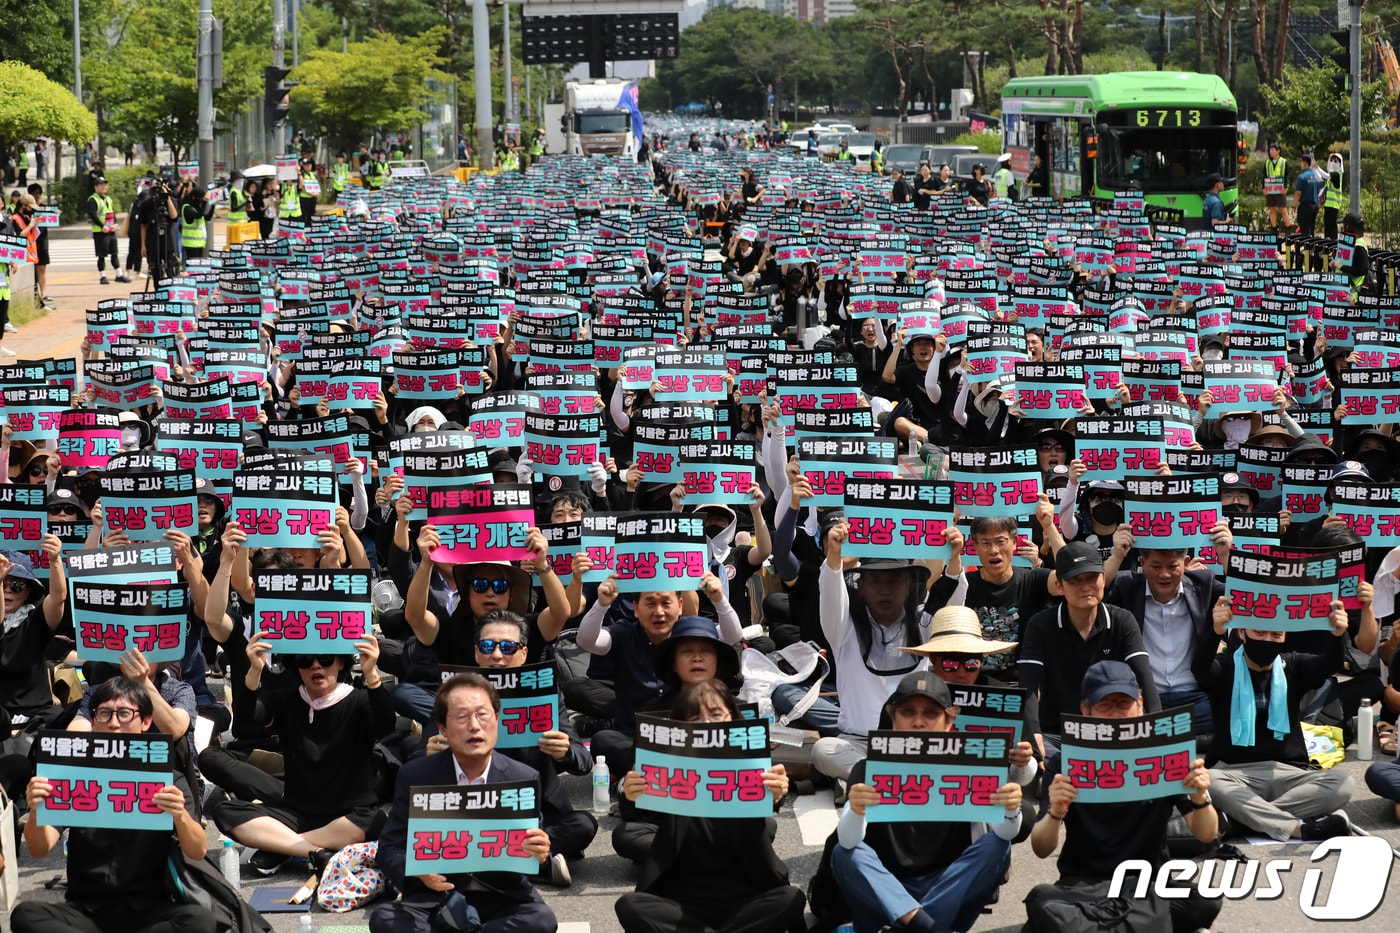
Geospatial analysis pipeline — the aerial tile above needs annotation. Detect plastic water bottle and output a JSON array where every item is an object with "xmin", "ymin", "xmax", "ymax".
[
  {"xmin": 297, "ymin": 914, "xmax": 316, "ymax": 932},
  {"xmin": 592, "ymin": 755, "xmax": 610, "ymax": 813},
  {"xmin": 220, "ymin": 837, "xmax": 240, "ymax": 888},
  {"xmin": 1358, "ymin": 700, "xmax": 1375, "ymax": 761}
]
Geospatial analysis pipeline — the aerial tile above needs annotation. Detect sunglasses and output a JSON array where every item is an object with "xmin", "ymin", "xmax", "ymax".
[
  {"xmin": 295, "ymin": 655, "xmax": 337, "ymax": 670},
  {"xmin": 477, "ymin": 639, "xmax": 522, "ymax": 656},
  {"xmin": 470, "ymin": 578, "xmax": 511, "ymax": 595},
  {"xmin": 938, "ymin": 657, "xmax": 982, "ymax": 673},
  {"xmin": 48, "ymin": 506, "xmax": 79, "ymax": 517},
  {"xmin": 26, "ymin": 465, "xmax": 46, "ymax": 478},
  {"xmin": 2, "ymin": 579, "xmax": 30, "ymax": 594}
]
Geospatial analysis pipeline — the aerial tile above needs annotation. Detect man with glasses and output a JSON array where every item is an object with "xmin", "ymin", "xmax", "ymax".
[
  {"xmin": 930, "ymin": 510, "xmax": 1064, "ymax": 676},
  {"xmin": 373, "ymin": 672, "xmax": 555, "ymax": 933},
  {"xmin": 208, "ymin": 629, "xmax": 394, "ymax": 875},
  {"xmin": 424, "ymin": 610, "xmax": 596, "ymax": 886},
  {"xmin": 1017, "ymin": 541, "xmax": 1161, "ymax": 759},
  {"xmin": 14, "ymin": 677, "xmax": 220, "ymax": 933}
]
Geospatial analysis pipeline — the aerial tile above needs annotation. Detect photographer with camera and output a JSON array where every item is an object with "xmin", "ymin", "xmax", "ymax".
[
  {"xmin": 177, "ymin": 179, "xmax": 215, "ymax": 261},
  {"xmin": 132, "ymin": 174, "xmax": 179, "ymax": 286}
]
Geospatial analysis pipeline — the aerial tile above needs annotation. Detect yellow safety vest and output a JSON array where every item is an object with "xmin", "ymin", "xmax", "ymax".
[
  {"xmin": 88, "ymin": 193, "xmax": 115, "ymax": 233},
  {"xmin": 1323, "ymin": 174, "xmax": 1346, "ymax": 211},
  {"xmin": 992, "ymin": 167, "xmax": 1013, "ymax": 197},
  {"xmin": 279, "ymin": 184, "xmax": 301, "ymax": 219},
  {"xmin": 331, "ymin": 163, "xmax": 350, "ymax": 192},
  {"xmin": 181, "ymin": 208, "xmax": 207, "ymax": 250},
  {"xmin": 1265, "ymin": 157, "xmax": 1286, "ymax": 178},
  {"xmin": 226, "ymin": 187, "xmax": 248, "ymax": 223}
]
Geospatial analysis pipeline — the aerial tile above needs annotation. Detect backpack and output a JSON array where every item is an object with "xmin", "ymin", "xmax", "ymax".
[{"xmin": 166, "ymin": 846, "xmax": 274, "ymax": 933}]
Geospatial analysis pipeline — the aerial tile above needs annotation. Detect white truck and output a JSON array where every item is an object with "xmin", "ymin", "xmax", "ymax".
[{"xmin": 563, "ymin": 78, "xmax": 637, "ymax": 158}]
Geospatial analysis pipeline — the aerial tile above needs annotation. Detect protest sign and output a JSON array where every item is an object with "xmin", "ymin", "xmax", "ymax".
[
  {"xmin": 1123, "ymin": 475, "xmax": 1220, "ymax": 550},
  {"xmin": 1202, "ymin": 360, "xmax": 1279, "ymax": 413},
  {"xmin": 633, "ymin": 715, "xmax": 772, "ymax": 819},
  {"xmin": 424, "ymin": 483, "xmax": 534, "ymax": 564},
  {"xmin": 3, "ymin": 386, "xmax": 69, "ymax": 443},
  {"xmin": 405, "ymin": 780, "xmax": 541, "ymax": 876},
  {"xmin": 1224, "ymin": 550, "xmax": 1346, "ymax": 632},
  {"xmin": 440, "ymin": 662, "xmax": 558, "ymax": 749},
  {"xmin": 613, "ymin": 512, "xmax": 706, "ymax": 593},
  {"xmin": 398, "ymin": 445, "xmax": 490, "ymax": 521},
  {"xmin": 35, "ymin": 732, "xmax": 174, "ymax": 830},
  {"xmin": 0, "ymin": 485, "xmax": 45, "ymax": 549},
  {"xmin": 947, "ymin": 684, "xmax": 1027, "ymax": 743},
  {"xmin": 1059, "ymin": 706, "xmax": 1195, "ymax": 804},
  {"xmin": 797, "ymin": 436, "xmax": 899, "ymax": 507},
  {"xmin": 843, "ymin": 479, "xmax": 955, "ymax": 560},
  {"xmin": 677, "ymin": 440, "xmax": 756, "ymax": 504},
  {"xmin": 948, "ymin": 447, "xmax": 1040, "ymax": 518},
  {"xmin": 863, "ymin": 730, "xmax": 1011, "ymax": 823},
  {"xmin": 1332, "ymin": 483, "xmax": 1400, "ymax": 546},
  {"xmin": 99, "ymin": 469, "xmax": 198, "ymax": 541},
  {"xmin": 72, "ymin": 581, "xmax": 188, "ymax": 664},
  {"xmin": 231, "ymin": 469, "xmax": 336, "ymax": 549},
  {"xmin": 252, "ymin": 569, "xmax": 371, "ymax": 654},
  {"xmin": 1012, "ymin": 362, "xmax": 1087, "ymax": 417},
  {"xmin": 57, "ymin": 410, "xmax": 121, "ymax": 469}
]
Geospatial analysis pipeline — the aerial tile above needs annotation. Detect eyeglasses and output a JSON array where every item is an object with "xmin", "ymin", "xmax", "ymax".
[
  {"xmin": 976, "ymin": 537, "xmax": 1014, "ymax": 549},
  {"xmin": 295, "ymin": 655, "xmax": 337, "ymax": 669},
  {"xmin": 470, "ymin": 578, "xmax": 511, "ymax": 595},
  {"xmin": 1037, "ymin": 443, "xmax": 1066, "ymax": 453},
  {"xmin": 477, "ymin": 639, "xmax": 521, "ymax": 656},
  {"xmin": 450, "ymin": 709, "xmax": 496, "ymax": 725},
  {"xmin": 93, "ymin": 707, "xmax": 140, "ymax": 724},
  {"xmin": 939, "ymin": 657, "xmax": 982, "ymax": 673},
  {"xmin": 2, "ymin": 580, "xmax": 29, "ymax": 594}
]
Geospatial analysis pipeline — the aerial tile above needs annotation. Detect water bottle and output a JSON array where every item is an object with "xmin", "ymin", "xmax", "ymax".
[
  {"xmin": 591, "ymin": 755, "xmax": 610, "ymax": 813},
  {"xmin": 297, "ymin": 914, "xmax": 316, "ymax": 932},
  {"xmin": 1358, "ymin": 699, "xmax": 1375, "ymax": 761},
  {"xmin": 220, "ymin": 837, "xmax": 240, "ymax": 888}
]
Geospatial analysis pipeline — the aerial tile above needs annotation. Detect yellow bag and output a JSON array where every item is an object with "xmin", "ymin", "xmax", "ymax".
[{"xmin": 1301, "ymin": 722, "xmax": 1345, "ymax": 769}]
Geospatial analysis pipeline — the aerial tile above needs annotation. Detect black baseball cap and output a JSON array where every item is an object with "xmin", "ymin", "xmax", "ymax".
[
  {"xmin": 885, "ymin": 671, "xmax": 953, "ymax": 710},
  {"xmin": 1055, "ymin": 540, "xmax": 1104, "ymax": 580}
]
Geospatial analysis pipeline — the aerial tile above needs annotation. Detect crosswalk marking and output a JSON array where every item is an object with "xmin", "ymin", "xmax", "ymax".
[
  {"xmin": 793, "ymin": 788, "xmax": 839, "ymax": 846},
  {"xmin": 46, "ymin": 238, "xmax": 109, "ymax": 268},
  {"xmin": 558, "ymin": 923, "xmax": 591, "ymax": 932}
]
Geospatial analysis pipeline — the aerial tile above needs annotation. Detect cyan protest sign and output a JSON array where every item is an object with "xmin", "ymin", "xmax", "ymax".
[
  {"xmin": 35, "ymin": 733, "xmax": 174, "ymax": 830},
  {"xmin": 864, "ymin": 730, "xmax": 1010, "ymax": 823},
  {"xmin": 72, "ymin": 581, "xmax": 188, "ymax": 664},
  {"xmin": 634, "ymin": 715, "xmax": 772, "ymax": 819},
  {"xmin": 252, "ymin": 569, "xmax": 371, "ymax": 655},
  {"xmin": 1059, "ymin": 706, "xmax": 1195, "ymax": 804},
  {"xmin": 405, "ymin": 780, "xmax": 540, "ymax": 876}
]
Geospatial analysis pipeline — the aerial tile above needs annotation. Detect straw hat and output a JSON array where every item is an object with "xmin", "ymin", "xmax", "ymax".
[{"xmin": 901, "ymin": 606, "xmax": 1017, "ymax": 656}]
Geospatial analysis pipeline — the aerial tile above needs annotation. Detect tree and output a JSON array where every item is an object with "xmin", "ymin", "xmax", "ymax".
[
  {"xmin": 1260, "ymin": 63, "xmax": 1389, "ymax": 153},
  {"xmin": 0, "ymin": 0, "xmax": 77, "ymax": 85},
  {"xmin": 0, "ymin": 62, "xmax": 97, "ymax": 142},
  {"xmin": 289, "ymin": 29, "xmax": 452, "ymax": 153},
  {"xmin": 84, "ymin": 0, "xmax": 267, "ymax": 159}
]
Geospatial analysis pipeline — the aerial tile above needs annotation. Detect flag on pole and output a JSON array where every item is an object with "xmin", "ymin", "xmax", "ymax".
[{"xmin": 618, "ymin": 80, "xmax": 644, "ymax": 149}]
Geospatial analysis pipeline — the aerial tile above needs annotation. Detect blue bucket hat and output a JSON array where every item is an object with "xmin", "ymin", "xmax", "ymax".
[
  {"xmin": 658, "ymin": 615, "xmax": 740, "ymax": 685},
  {"xmin": 0, "ymin": 549, "xmax": 47, "ymax": 598}
]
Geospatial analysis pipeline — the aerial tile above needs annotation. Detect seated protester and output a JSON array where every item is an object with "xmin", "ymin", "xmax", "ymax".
[
  {"xmin": 880, "ymin": 331, "xmax": 953, "ymax": 448},
  {"xmin": 902, "ymin": 606, "xmax": 1038, "ymax": 785},
  {"xmin": 372, "ymin": 673, "xmax": 556, "ymax": 933},
  {"xmin": 1283, "ymin": 461, "xmax": 1372, "ymax": 548},
  {"xmin": 1026, "ymin": 662, "xmax": 1220, "ymax": 933},
  {"xmin": 210, "ymin": 631, "xmax": 395, "ymax": 874},
  {"xmin": 811, "ymin": 519, "xmax": 934, "ymax": 782},
  {"xmin": 928, "ymin": 511, "xmax": 1063, "ymax": 677},
  {"xmin": 14, "ymin": 677, "xmax": 219, "ymax": 933},
  {"xmin": 1345, "ymin": 428, "xmax": 1400, "ymax": 484},
  {"xmin": 1192, "ymin": 594, "xmax": 1355, "ymax": 841},
  {"xmin": 424, "ymin": 609, "xmax": 596, "ymax": 887},
  {"xmin": 1286, "ymin": 523, "xmax": 1381, "ymax": 724},
  {"xmin": 1101, "ymin": 523, "xmax": 1233, "ymax": 735},
  {"xmin": 831, "ymin": 671, "xmax": 1024, "ymax": 933},
  {"xmin": 615, "ymin": 680, "xmax": 804, "ymax": 933},
  {"xmin": 613, "ymin": 614, "xmax": 743, "ymax": 862},
  {"xmin": 0, "ymin": 543, "xmax": 66, "ymax": 728},
  {"xmin": 71, "ymin": 646, "xmax": 197, "ymax": 764},
  {"xmin": 578, "ymin": 574, "xmax": 737, "ymax": 780},
  {"xmin": 687, "ymin": 490, "xmax": 772, "ymax": 630},
  {"xmin": 198, "ymin": 531, "xmax": 301, "ymax": 807},
  {"xmin": 398, "ymin": 525, "xmax": 577, "ymax": 726},
  {"xmin": 1017, "ymin": 542, "xmax": 1160, "ymax": 757},
  {"xmin": 1055, "ymin": 475, "xmax": 1130, "ymax": 562}
]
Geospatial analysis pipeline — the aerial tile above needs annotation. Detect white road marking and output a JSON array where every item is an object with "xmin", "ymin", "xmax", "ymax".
[{"xmin": 793, "ymin": 788, "xmax": 839, "ymax": 846}]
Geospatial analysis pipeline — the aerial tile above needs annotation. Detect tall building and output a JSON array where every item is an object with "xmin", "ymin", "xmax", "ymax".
[{"xmin": 782, "ymin": 0, "xmax": 855, "ymax": 22}]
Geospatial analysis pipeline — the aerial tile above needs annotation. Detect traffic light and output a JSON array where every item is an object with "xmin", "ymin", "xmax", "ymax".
[
  {"xmin": 1330, "ymin": 29, "xmax": 1351, "ymax": 95},
  {"xmin": 263, "ymin": 65, "xmax": 292, "ymax": 127}
]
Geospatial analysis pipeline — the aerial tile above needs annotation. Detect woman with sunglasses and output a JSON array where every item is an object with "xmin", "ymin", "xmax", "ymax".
[{"xmin": 208, "ymin": 625, "xmax": 394, "ymax": 876}]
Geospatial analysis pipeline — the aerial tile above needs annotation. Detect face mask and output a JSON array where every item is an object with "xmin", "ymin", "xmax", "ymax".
[
  {"xmin": 120, "ymin": 426, "xmax": 144, "ymax": 450},
  {"xmin": 1356, "ymin": 450, "xmax": 1390, "ymax": 480},
  {"xmin": 1222, "ymin": 502, "xmax": 1250, "ymax": 515},
  {"xmin": 1090, "ymin": 501, "xmax": 1123, "ymax": 526},
  {"xmin": 1243, "ymin": 638, "xmax": 1282, "ymax": 666},
  {"xmin": 1222, "ymin": 419, "xmax": 1253, "ymax": 445},
  {"xmin": 704, "ymin": 525, "xmax": 725, "ymax": 540},
  {"xmin": 1202, "ymin": 347, "xmax": 1224, "ymax": 361}
]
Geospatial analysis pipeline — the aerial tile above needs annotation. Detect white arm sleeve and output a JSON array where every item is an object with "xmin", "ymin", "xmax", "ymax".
[
  {"xmin": 576, "ymin": 599, "xmax": 613, "ymax": 655},
  {"xmin": 836, "ymin": 802, "xmax": 866, "ymax": 849}
]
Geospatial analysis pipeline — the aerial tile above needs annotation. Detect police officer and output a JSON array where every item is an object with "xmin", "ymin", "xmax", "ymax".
[
  {"xmin": 298, "ymin": 157, "xmax": 319, "ymax": 220},
  {"xmin": 86, "ymin": 176, "xmax": 128, "ymax": 285},
  {"xmin": 1263, "ymin": 142, "xmax": 1289, "ymax": 231},
  {"xmin": 1322, "ymin": 153, "xmax": 1346, "ymax": 240},
  {"xmin": 992, "ymin": 153, "xmax": 1015, "ymax": 199},
  {"xmin": 362, "ymin": 149, "xmax": 387, "ymax": 191}
]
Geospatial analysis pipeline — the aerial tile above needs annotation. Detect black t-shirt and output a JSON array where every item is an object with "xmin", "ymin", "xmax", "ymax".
[
  {"xmin": 0, "ymin": 602, "xmax": 55, "ymax": 712},
  {"xmin": 699, "ymin": 544, "xmax": 760, "ymax": 627},
  {"xmin": 930, "ymin": 568, "xmax": 1055, "ymax": 675},
  {"xmin": 894, "ymin": 362, "xmax": 939, "ymax": 428},
  {"xmin": 67, "ymin": 772, "xmax": 200, "ymax": 907}
]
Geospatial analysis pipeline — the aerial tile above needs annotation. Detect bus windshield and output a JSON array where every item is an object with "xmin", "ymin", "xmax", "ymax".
[
  {"xmin": 1096, "ymin": 126, "xmax": 1238, "ymax": 192},
  {"xmin": 577, "ymin": 112, "xmax": 631, "ymax": 135}
]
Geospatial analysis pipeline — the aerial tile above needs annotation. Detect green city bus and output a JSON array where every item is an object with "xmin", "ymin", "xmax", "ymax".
[{"xmin": 1001, "ymin": 71, "xmax": 1242, "ymax": 222}]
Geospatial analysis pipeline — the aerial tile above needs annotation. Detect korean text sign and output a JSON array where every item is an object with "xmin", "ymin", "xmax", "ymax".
[
  {"xmin": 73, "ymin": 581, "xmax": 188, "ymax": 664},
  {"xmin": 844, "ymin": 479, "xmax": 955, "ymax": 560},
  {"xmin": 1224, "ymin": 549, "xmax": 1349, "ymax": 632},
  {"xmin": 947, "ymin": 684, "xmax": 1027, "ymax": 744},
  {"xmin": 1059, "ymin": 706, "xmax": 1196, "ymax": 804},
  {"xmin": 406, "ymin": 780, "xmax": 541, "ymax": 876},
  {"xmin": 35, "ymin": 732, "xmax": 174, "ymax": 830},
  {"xmin": 252, "ymin": 569, "xmax": 371, "ymax": 654},
  {"xmin": 613, "ymin": 513, "xmax": 707, "ymax": 593},
  {"xmin": 424, "ymin": 483, "xmax": 534, "ymax": 564},
  {"xmin": 864, "ymin": 730, "xmax": 1010, "ymax": 823},
  {"xmin": 634, "ymin": 715, "xmax": 772, "ymax": 819}
]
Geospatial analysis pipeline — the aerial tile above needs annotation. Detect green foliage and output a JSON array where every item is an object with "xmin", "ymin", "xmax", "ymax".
[
  {"xmin": 85, "ymin": 0, "xmax": 268, "ymax": 158},
  {"xmin": 52, "ymin": 165, "xmax": 144, "ymax": 224},
  {"xmin": 951, "ymin": 131, "xmax": 1002, "ymax": 153},
  {"xmin": 0, "ymin": 0, "xmax": 75, "ymax": 84},
  {"xmin": 290, "ymin": 29, "xmax": 452, "ymax": 154},
  {"xmin": 0, "ymin": 62, "xmax": 96, "ymax": 143},
  {"xmin": 1259, "ymin": 63, "xmax": 1389, "ymax": 154}
]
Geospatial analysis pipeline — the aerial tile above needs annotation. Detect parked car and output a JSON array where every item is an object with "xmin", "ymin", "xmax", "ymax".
[{"xmin": 881, "ymin": 143, "xmax": 930, "ymax": 176}]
